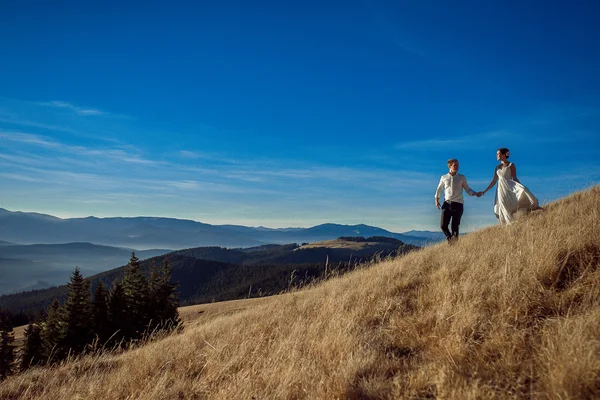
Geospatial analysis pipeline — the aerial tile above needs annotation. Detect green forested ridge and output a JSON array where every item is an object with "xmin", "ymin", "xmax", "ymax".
[{"xmin": 0, "ymin": 238, "xmax": 417, "ymax": 318}]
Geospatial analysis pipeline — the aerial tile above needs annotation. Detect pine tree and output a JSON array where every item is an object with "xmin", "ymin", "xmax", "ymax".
[
  {"xmin": 20, "ymin": 322, "xmax": 43, "ymax": 371},
  {"xmin": 42, "ymin": 299, "xmax": 66, "ymax": 363},
  {"xmin": 147, "ymin": 258, "xmax": 181, "ymax": 333},
  {"xmin": 147, "ymin": 260, "xmax": 161, "ymax": 328},
  {"xmin": 63, "ymin": 267, "xmax": 93, "ymax": 355},
  {"xmin": 121, "ymin": 252, "xmax": 150, "ymax": 339},
  {"xmin": 0, "ymin": 311, "xmax": 16, "ymax": 381},
  {"xmin": 91, "ymin": 282, "xmax": 109, "ymax": 346},
  {"xmin": 156, "ymin": 258, "xmax": 181, "ymax": 331},
  {"xmin": 107, "ymin": 282, "xmax": 127, "ymax": 346}
]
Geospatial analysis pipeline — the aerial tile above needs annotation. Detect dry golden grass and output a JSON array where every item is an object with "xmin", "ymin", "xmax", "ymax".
[
  {"xmin": 12, "ymin": 325, "xmax": 27, "ymax": 346},
  {"xmin": 2, "ymin": 185, "xmax": 600, "ymax": 399},
  {"xmin": 178, "ymin": 296, "xmax": 278, "ymax": 328}
]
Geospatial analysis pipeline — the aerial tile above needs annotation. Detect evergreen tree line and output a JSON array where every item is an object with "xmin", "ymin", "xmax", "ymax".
[
  {"xmin": 1, "ymin": 240, "xmax": 419, "ymax": 319},
  {"xmin": 0, "ymin": 253, "xmax": 180, "ymax": 380}
]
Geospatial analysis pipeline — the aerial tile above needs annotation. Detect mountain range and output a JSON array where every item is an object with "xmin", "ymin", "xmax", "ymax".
[
  {"xmin": 0, "ymin": 208, "xmax": 442, "ymax": 249},
  {"xmin": 0, "ymin": 208, "xmax": 443, "ymax": 295}
]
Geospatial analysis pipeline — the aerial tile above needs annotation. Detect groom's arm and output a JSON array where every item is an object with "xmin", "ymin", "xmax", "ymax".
[
  {"xmin": 435, "ymin": 178, "xmax": 444, "ymax": 209},
  {"xmin": 462, "ymin": 176, "xmax": 477, "ymax": 196}
]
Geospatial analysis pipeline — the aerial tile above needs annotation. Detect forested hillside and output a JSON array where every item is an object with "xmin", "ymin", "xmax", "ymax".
[{"xmin": 0, "ymin": 238, "xmax": 416, "ymax": 318}]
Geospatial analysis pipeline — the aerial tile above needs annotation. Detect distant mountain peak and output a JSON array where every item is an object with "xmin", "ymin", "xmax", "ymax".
[{"xmin": 0, "ymin": 208, "xmax": 440, "ymax": 249}]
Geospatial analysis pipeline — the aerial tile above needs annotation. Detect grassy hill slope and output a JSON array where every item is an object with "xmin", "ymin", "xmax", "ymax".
[{"xmin": 2, "ymin": 186, "xmax": 599, "ymax": 399}]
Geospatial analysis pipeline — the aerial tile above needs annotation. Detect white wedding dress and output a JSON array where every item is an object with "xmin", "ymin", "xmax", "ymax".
[{"xmin": 494, "ymin": 163, "xmax": 539, "ymax": 225}]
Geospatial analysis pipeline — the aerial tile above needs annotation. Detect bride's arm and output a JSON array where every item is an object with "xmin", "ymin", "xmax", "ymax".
[
  {"xmin": 481, "ymin": 167, "xmax": 498, "ymax": 195},
  {"xmin": 510, "ymin": 163, "xmax": 520, "ymax": 183}
]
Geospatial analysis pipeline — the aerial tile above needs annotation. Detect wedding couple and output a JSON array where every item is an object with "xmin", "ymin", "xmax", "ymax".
[{"xmin": 434, "ymin": 148, "xmax": 540, "ymax": 243}]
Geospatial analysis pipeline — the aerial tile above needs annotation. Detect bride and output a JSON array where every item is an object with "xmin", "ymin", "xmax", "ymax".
[{"xmin": 480, "ymin": 148, "xmax": 540, "ymax": 224}]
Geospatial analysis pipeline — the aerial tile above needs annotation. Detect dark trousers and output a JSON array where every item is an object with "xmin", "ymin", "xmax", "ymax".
[{"xmin": 440, "ymin": 201, "xmax": 464, "ymax": 239}]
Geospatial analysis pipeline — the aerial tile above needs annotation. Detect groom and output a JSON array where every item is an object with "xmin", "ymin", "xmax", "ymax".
[{"xmin": 435, "ymin": 159, "xmax": 479, "ymax": 243}]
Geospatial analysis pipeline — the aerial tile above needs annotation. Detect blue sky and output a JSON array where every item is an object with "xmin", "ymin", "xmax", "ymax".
[{"xmin": 1, "ymin": 0, "xmax": 599, "ymax": 233}]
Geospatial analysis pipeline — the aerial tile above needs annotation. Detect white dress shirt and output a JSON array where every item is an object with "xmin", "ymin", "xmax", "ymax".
[{"xmin": 435, "ymin": 173, "xmax": 475, "ymax": 204}]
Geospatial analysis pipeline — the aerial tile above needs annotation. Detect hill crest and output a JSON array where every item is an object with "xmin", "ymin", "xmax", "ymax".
[{"xmin": 2, "ymin": 186, "xmax": 599, "ymax": 398}]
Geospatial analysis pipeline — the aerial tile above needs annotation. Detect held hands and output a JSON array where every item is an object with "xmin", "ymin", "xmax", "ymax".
[{"xmin": 475, "ymin": 191, "xmax": 485, "ymax": 197}]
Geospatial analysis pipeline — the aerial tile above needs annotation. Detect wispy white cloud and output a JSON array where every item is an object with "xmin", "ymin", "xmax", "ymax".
[
  {"xmin": 0, "ymin": 172, "xmax": 42, "ymax": 182},
  {"xmin": 394, "ymin": 130, "xmax": 520, "ymax": 151},
  {"xmin": 391, "ymin": 124, "xmax": 596, "ymax": 153},
  {"xmin": 2, "ymin": 126, "xmax": 437, "ymax": 205},
  {"xmin": 0, "ymin": 116, "xmax": 104, "ymax": 141},
  {"xmin": 176, "ymin": 149, "xmax": 247, "ymax": 165},
  {"xmin": 0, "ymin": 153, "xmax": 55, "ymax": 170},
  {"xmin": 173, "ymin": 156, "xmax": 435, "ymax": 194},
  {"xmin": 0, "ymin": 98, "xmax": 134, "ymax": 145},
  {"xmin": 178, "ymin": 150, "xmax": 201, "ymax": 159},
  {"xmin": 0, "ymin": 130, "xmax": 62, "ymax": 148},
  {"xmin": 394, "ymin": 138, "xmax": 465, "ymax": 150},
  {"xmin": 0, "ymin": 129, "xmax": 160, "ymax": 168},
  {"xmin": 38, "ymin": 100, "xmax": 105, "ymax": 116}
]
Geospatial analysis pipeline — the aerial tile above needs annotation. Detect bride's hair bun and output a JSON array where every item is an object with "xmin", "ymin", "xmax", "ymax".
[{"xmin": 498, "ymin": 147, "xmax": 510, "ymax": 158}]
